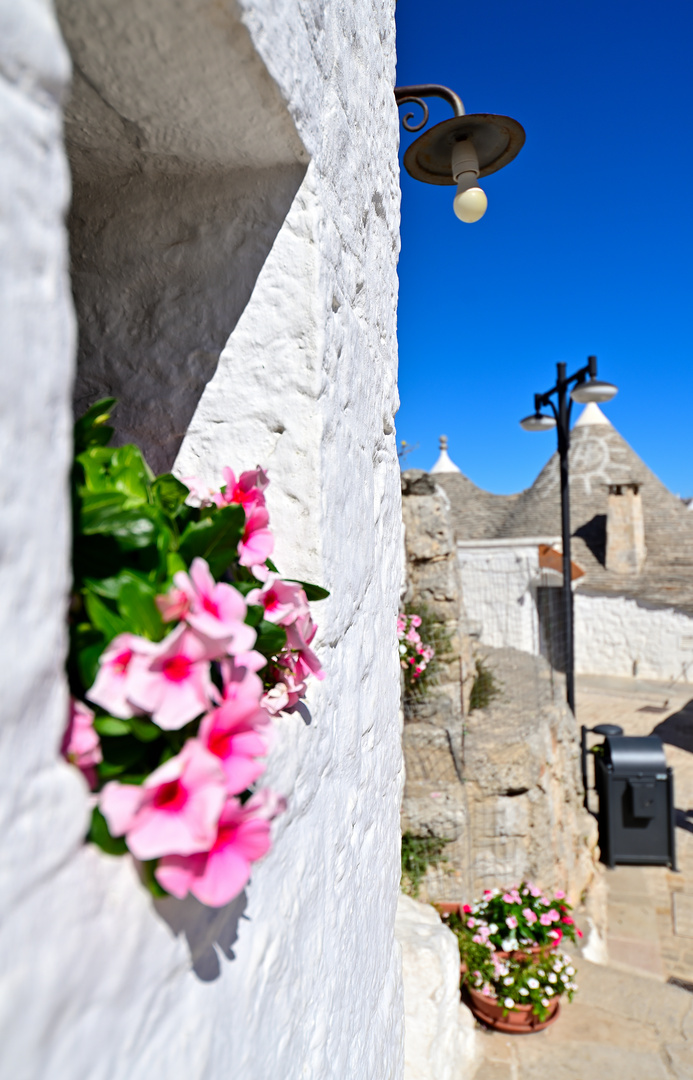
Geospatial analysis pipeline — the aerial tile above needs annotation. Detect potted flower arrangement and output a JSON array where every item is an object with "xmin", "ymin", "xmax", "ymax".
[
  {"xmin": 438, "ymin": 882, "xmax": 580, "ymax": 1033},
  {"xmin": 62, "ymin": 399, "xmax": 327, "ymax": 908}
]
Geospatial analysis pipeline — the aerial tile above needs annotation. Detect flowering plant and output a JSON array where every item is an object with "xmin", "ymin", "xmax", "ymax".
[
  {"xmin": 398, "ymin": 612, "xmax": 435, "ymax": 687},
  {"xmin": 472, "ymin": 950, "xmax": 577, "ymax": 1023},
  {"xmin": 63, "ymin": 400, "xmax": 327, "ymax": 907},
  {"xmin": 468, "ymin": 882, "xmax": 583, "ymax": 951}
]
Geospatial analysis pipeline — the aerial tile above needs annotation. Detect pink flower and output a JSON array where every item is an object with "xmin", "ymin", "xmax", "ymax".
[
  {"xmin": 462, "ymin": 904, "xmax": 473, "ymax": 914},
  {"xmin": 548, "ymin": 927, "xmax": 563, "ymax": 942},
  {"xmin": 284, "ymin": 614, "xmax": 324, "ymax": 681},
  {"xmin": 86, "ymin": 633, "xmax": 155, "ymax": 719},
  {"xmin": 562, "ymin": 916, "xmax": 574, "ymax": 926},
  {"xmin": 155, "ymin": 587, "xmax": 190, "ymax": 623},
  {"xmin": 238, "ymin": 504, "xmax": 274, "ymax": 567},
  {"xmin": 213, "ymin": 467, "xmax": 269, "ymax": 513},
  {"xmin": 261, "ymin": 682, "xmax": 291, "ymax": 716},
  {"xmin": 126, "ymin": 625, "xmax": 218, "ymax": 730},
  {"xmin": 547, "ymin": 908, "xmax": 560, "ymax": 922},
  {"xmin": 181, "ymin": 476, "xmax": 216, "ymax": 507},
  {"xmin": 199, "ymin": 666, "xmax": 270, "ymax": 794},
  {"xmin": 246, "ymin": 576, "xmax": 310, "ymax": 627},
  {"xmin": 522, "ymin": 908, "xmax": 538, "ymax": 925},
  {"xmin": 467, "ymin": 918, "xmax": 476, "ymax": 928},
  {"xmin": 506, "ymin": 916, "xmax": 518, "ymax": 929},
  {"xmin": 155, "ymin": 789, "xmax": 285, "ymax": 907},
  {"xmin": 554, "ymin": 889, "xmax": 566, "ymax": 900},
  {"xmin": 409, "ymin": 615, "xmax": 422, "ymax": 628},
  {"xmin": 100, "ymin": 739, "xmax": 226, "ymax": 860},
  {"xmin": 172, "ymin": 558, "xmax": 256, "ymax": 653},
  {"xmin": 62, "ymin": 699, "xmax": 102, "ymax": 789},
  {"xmin": 503, "ymin": 893, "xmax": 515, "ymax": 903},
  {"xmin": 540, "ymin": 913, "xmax": 553, "ymax": 926}
]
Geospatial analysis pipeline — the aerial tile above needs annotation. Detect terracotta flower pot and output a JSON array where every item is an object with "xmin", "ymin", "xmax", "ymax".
[
  {"xmin": 494, "ymin": 943, "xmax": 554, "ymax": 963},
  {"xmin": 465, "ymin": 986, "xmax": 560, "ymax": 1034}
]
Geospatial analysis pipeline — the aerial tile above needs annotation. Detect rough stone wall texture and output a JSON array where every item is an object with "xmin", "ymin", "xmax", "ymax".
[
  {"xmin": 401, "ymin": 477, "xmax": 600, "ymax": 916},
  {"xmin": 0, "ymin": 1, "xmax": 404, "ymax": 1078},
  {"xmin": 395, "ymin": 894, "xmax": 477, "ymax": 1080}
]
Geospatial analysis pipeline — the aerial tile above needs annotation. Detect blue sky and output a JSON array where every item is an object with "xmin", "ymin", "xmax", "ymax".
[{"xmin": 395, "ymin": 0, "xmax": 693, "ymax": 496}]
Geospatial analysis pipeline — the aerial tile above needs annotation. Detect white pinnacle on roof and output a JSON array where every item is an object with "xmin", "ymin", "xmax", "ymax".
[
  {"xmin": 431, "ymin": 435, "xmax": 462, "ymax": 473},
  {"xmin": 574, "ymin": 402, "xmax": 613, "ymax": 428}
]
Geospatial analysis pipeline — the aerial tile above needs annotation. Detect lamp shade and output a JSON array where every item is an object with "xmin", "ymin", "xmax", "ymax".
[
  {"xmin": 519, "ymin": 413, "xmax": 556, "ymax": 432},
  {"xmin": 570, "ymin": 379, "xmax": 618, "ymax": 405}
]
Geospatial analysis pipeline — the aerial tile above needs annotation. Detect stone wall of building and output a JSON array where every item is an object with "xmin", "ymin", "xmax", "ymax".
[
  {"xmin": 0, "ymin": 3, "xmax": 404, "ymax": 1077},
  {"xmin": 575, "ymin": 592, "xmax": 693, "ymax": 682},
  {"xmin": 401, "ymin": 472, "xmax": 600, "ymax": 911}
]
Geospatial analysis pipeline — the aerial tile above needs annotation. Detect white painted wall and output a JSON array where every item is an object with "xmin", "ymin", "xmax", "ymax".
[
  {"xmin": 574, "ymin": 593, "xmax": 693, "ymax": 682},
  {"xmin": 0, "ymin": 1, "xmax": 404, "ymax": 1077},
  {"xmin": 457, "ymin": 542, "xmax": 542, "ymax": 653}
]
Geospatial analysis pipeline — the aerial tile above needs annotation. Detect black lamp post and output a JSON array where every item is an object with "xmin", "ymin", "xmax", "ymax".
[{"xmin": 520, "ymin": 356, "xmax": 618, "ymax": 714}]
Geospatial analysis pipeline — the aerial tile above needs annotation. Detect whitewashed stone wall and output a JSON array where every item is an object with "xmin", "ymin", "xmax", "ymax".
[
  {"xmin": 0, "ymin": 1, "xmax": 404, "ymax": 1077},
  {"xmin": 456, "ymin": 541, "xmax": 546, "ymax": 653},
  {"xmin": 575, "ymin": 593, "xmax": 693, "ymax": 682}
]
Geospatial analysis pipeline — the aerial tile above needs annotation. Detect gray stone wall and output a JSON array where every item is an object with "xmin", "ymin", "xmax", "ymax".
[{"xmin": 401, "ymin": 471, "xmax": 600, "ymax": 908}]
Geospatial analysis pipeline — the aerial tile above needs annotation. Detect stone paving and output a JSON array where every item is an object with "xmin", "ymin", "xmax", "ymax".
[{"xmin": 471, "ymin": 673, "xmax": 693, "ymax": 1078}]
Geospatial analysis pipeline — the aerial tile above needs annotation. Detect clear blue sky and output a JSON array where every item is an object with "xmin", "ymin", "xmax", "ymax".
[{"xmin": 395, "ymin": 0, "xmax": 693, "ymax": 496}]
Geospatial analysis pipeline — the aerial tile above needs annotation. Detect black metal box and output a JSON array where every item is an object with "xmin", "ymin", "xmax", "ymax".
[{"xmin": 593, "ymin": 734, "xmax": 676, "ymax": 869}]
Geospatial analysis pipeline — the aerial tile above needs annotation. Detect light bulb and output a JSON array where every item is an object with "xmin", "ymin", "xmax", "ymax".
[{"xmin": 453, "ymin": 183, "xmax": 488, "ymax": 223}]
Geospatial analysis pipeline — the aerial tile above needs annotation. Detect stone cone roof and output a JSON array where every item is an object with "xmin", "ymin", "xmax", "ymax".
[{"xmin": 433, "ymin": 413, "xmax": 693, "ymax": 613}]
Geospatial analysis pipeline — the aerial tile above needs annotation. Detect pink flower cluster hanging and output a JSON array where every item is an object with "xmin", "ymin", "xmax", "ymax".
[
  {"xmin": 397, "ymin": 612, "xmax": 435, "ymax": 681},
  {"xmin": 64, "ymin": 401, "xmax": 327, "ymax": 910}
]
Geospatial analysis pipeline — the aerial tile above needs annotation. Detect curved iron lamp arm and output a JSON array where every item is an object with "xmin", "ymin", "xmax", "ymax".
[{"xmin": 394, "ymin": 84, "xmax": 465, "ymax": 132}]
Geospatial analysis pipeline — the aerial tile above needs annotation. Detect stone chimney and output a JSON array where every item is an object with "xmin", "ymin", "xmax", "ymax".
[{"xmin": 605, "ymin": 483, "xmax": 646, "ymax": 574}]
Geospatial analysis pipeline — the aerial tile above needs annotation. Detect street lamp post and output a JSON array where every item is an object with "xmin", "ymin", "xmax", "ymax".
[{"xmin": 520, "ymin": 356, "xmax": 618, "ymax": 714}]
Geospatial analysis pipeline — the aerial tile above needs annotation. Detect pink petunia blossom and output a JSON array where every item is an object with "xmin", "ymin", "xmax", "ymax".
[
  {"xmin": 171, "ymin": 558, "xmax": 256, "ymax": 653},
  {"xmin": 86, "ymin": 633, "xmax": 155, "ymax": 719},
  {"xmin": 155, "ymin": 788, "xmax": 285, "ymax": 907},
  {"xmin": 100, "ymin": 739, "xmax": 227, "ymax": 860},
  {"xmin": 554, "ymin": 889, "xmax": 566, "ymax": 900},
  {"xmin": 62, "ymin": 699, "xmax": 102, "ymax": 789},
  {"xmin": 506, "ymin": 916, "xmax": 518, "ymax": 929},
  {"xmin": 246, "ymin": 575, "xmax": 310, "ymax": 627},
  {"xmin": 547, "ymin": 908, "xmax": 561, "ymax": 922},
  {"xmin": 462, "ymin": 904, "xmax": 473, "ymax": 914},
  {"xmin": 409, "ymin": 615, "xmax": 422, "ymax": 628},
  {"xmin": 540, "ymin": 913, "xmax": 553, "ymax": 926},
  {"xmin": 126, "ymin": 625, "xmax": 218, "ymax": 730},
  {"xmin": 562, "ymin": 916, "xmax": 574, "ymax": 925},
  {"xmin": 238, "ymin": 504, "xmax": 274, "ymax": 567},
  {"xmin": 522, "ymin": 908, "xmax": 538, "ymax": 925},
  {"xmin": 467, "ymin": 918, "xmax": 476, "ymax": 928}
]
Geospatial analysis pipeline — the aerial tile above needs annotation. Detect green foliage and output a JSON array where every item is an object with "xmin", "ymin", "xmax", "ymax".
[
  {"xmin": 401, "ymin": 832, "xmax": 451, "ymax": 897},
  {"xmin": 468, "ymin": 658, "xmax": 501, "ymax": 712},
  {"xmin": 402, "ymin": 602, "xmax": 451, "ymax": 699}
]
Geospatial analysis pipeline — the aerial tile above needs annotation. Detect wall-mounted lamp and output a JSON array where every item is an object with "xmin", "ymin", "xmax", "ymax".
[{"xmin": 394, "ymin": 84, "xmax": 525, "ymax": 223}]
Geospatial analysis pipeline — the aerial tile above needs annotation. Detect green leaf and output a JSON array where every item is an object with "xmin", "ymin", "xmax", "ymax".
[
  {"xmin": 75, "ymin": 636, "xmax": 107, "ymax": 693},
  {"xmin": 245, "ymin": 604, "xmax": 264, "ymax": 628},
  {"xmin": 255, "ymin": 620, "xmax": 287, "ymax": 658},
  {"xmin": 94, "ymin": 716, "xmax": 131, "ymax": 737},
  {"xmin": 129, "ymin": 718, "xmax": 163, "ymax": 743},
  {"xmin": 83, "ymin": 589, "xmax": 128, "ymax": 642},
  {"xmin": 80, "ymin": 493, "xmax": 159, "ymax": 551},
  {"xmin": 116, "ymin": 579, "xmax": 164, "ymax": 640},
  {"xmin": 109, "ymin": 445, "xmax": 153, "ymax": 502},
  {"xmin": 178, "ymin": 503, "xmax": 245, "ymax": 579},
  {"xmin": 88, "ymin": 807, "xmax": 128, "ymax": 855},
  {"xmin": 152, "ymin": 473, "xmax": 189, "ymax": 516},
  {"xmin": 166, "ymin": 550, "xmax": 188, "ymax": 579},
  {"xmin": 74, "ymin": 399, "xmax": 116, "ymax": 454},
  {"xmin": 142, "ymin": 860, "xmax": 170, "ymax": 899},
  {"xmin": 83, "ymin": 569, "xmax": 152, "ymax": 601},
  {"xmin": 100, "ymin": 734, "xmax": 146, "ymax": 770},
  {"xmin": 286, "ymin": 579, "xmax": 330, "ymax": 602}
]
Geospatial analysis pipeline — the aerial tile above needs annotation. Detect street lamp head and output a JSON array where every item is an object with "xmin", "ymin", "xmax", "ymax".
[
  {"xmin": 570, "ymin": 378, "xmax": 618, "ymax": 405},
  {"xmin": 519, "ymin": 412, "xmax": 557, "ymax": 432},
  {"xmin": 395, "ymin": 87, "xmax": 525, "ymax": 224}
]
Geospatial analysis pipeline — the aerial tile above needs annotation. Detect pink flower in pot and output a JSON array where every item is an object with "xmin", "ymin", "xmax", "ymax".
[
  {"xmin": 62, "ymin": 699, "xmax": 102, "ymax": 789},
  {"xmin": 100, "ymin": 739, "xmax": 226, "ymax": 860},
  {"xmin": 155, "ymin": 788, "xmax": 286, "ymax": 907},
  {"xmin": 126, "ymin": 625, "xmax": 218, "ymax": 730}
]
